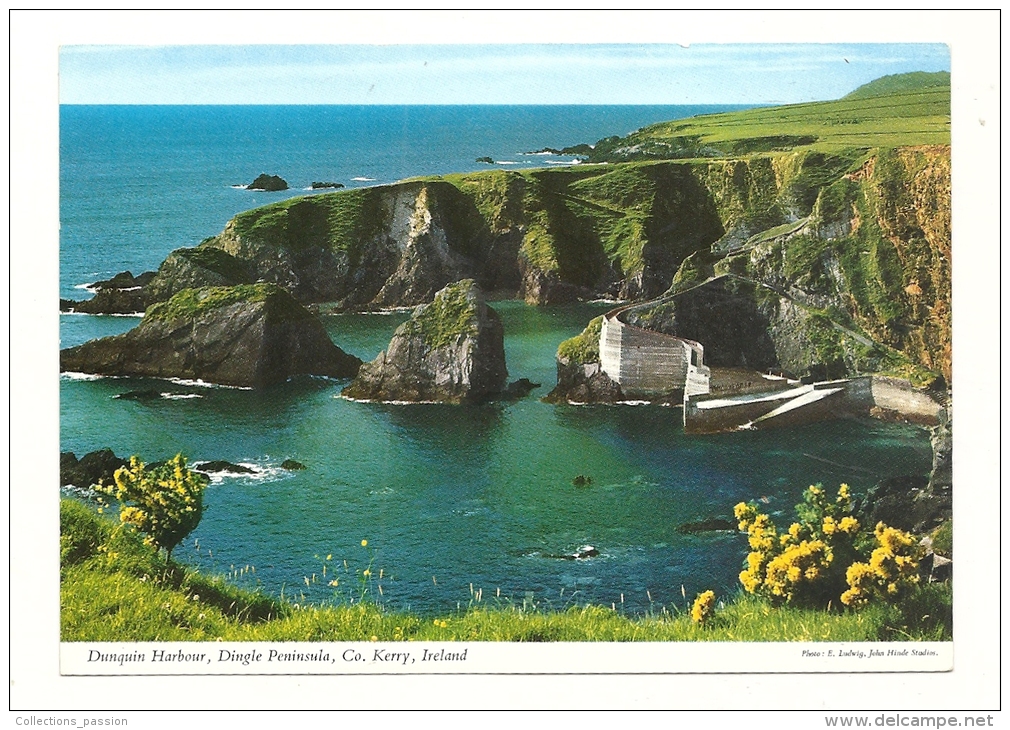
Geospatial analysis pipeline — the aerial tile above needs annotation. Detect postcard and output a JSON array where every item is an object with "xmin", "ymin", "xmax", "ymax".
[{"xmin": 10, "ymin": 9, "xmax": 1001, "ymax": 712}]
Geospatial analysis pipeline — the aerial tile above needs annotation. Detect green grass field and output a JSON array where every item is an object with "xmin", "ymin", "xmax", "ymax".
[{"xmin": 618, "ymin": 86, "xmax": 950, "ymax": 155}]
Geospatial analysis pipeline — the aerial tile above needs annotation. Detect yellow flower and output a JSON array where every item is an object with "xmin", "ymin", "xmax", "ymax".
[
  {"xmin": 361, "ymin": 539, "xmax": 368, "ymax": 547},
  {"xmin": 691, "ymin": 590, "xmax": 716, "ymax": 625},
  {"xmin": 362, "ymin": 569, "xmax": 371, "ymax": 577},
  {"xmin": 839, "ymin": 516, "xmax": 860, "ymax": 534}
]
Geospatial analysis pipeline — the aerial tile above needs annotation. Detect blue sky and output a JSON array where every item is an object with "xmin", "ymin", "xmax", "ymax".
[{"xmin": 60, "ymin": 43, "xmax": 950, "ymax": 105}]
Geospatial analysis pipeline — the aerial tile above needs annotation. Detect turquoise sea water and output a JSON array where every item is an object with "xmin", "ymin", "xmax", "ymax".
[{"xmin": 59, "ymin": 106, "xmax": 933, "ymax": 615}]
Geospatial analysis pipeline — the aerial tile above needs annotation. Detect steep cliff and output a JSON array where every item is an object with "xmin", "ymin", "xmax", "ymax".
[
  {"xmin": 654, "ymin": 145, "xmax": 951, "ymax": 384},
  {"xmin": 552, "ymin": 142, "xmax": 950, "ymax": 394}
]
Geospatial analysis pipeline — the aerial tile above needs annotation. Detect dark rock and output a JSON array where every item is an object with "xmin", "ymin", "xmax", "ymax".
[
  {"xmin": 60, "ymin": 299, "xmax": 76, "ymax": 312},
  {"xmin": 60, "ymin": 448, "xmax": 126, "ymax": 488},
  {"xmin": 857, "ymin": 474, "xmax": 950, "ymax": 534},
  {"xmin": 928, "ymin": 553, "xmax": 952, "ymax": 583},
  {"xmin": 475, "ymin": 157, "xmax": 495, "ymax": 164},
  {"xmin": 545, "ymin": 358, "xmax": 623, "ymax": 404},
  {"xmin": 69, "ymin": 270, "xmax": 159, "ymax": 314},
  {"xmin": 93, "ymin": 271, "xmax": 157, "ymax": 291},
  {"xmin": 280, "ymin": 459, "xmax": 307, "ymax": 471},
  {"xmin": 72, "ymin": 288, "xmax": 150, "ymax": 315},
  {"xmin": 60, "ymin": 283, "xmax": 362, "ymax": 388},
  {"xmin": 677, "ymin": 518, "xmax": 737, "ymax": 534},
  {"xmin": 572, "ymin": 475, "xmax": 593, "ymax": 487},
  {"xmin": 60, "ymin": 452, "xmax": 79, "ymax": 483},
  {"xmin": 566, "ymin": 545, "xmax": 599, "ymax": 560},
  {"xmin": 194, "ymin": 460, "xmax": 256, "ymax": 474},
  {"xmin": 248, "ymin": 174, "xmax": 288, "ymax": 191},
  {"xmin": 342, "ymin": 280, "xmax": 507, "ymax": 403},
  {"xmin": 310, "ymin": 181, "xmax": 344, "ymax": 190},
  {"xmin": 503, "ymin": 378, "xmax": 540, "ymax": 399}
]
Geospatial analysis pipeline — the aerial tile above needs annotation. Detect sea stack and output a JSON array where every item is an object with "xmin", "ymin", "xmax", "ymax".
[
  {"xmin": 60, "ymin": 283, "xmax": 361, "ymax": 388},
  {"xmin": 342, "ymin": 279, "xmax": 507, "ymax": 403},
  {"xmin": 247, "ymin": 174, "xmax": 288, "ymax": 191}
]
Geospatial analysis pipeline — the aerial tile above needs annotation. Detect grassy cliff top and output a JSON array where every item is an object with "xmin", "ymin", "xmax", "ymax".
[
  {"xmin": 401, "ymin": 279, "xmax": 482, "ymax": 350},
  {"xmin": 557, "ymin": 315, "xmax": 604, "ymax": 364},
  {"xmin": 145, "ymin": 283, "xmax": 311, "ymax": 324},
  {"xmin": 576, "ymin": 72, "xmax": 949, "ymax": 160}
]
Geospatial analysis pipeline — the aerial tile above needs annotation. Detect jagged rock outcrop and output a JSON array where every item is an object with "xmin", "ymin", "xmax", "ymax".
[
  {"xmin": 68, "ymin": 271, "xmax": 157, "ymax": 315},
  {"xmin": 342, "ymin": 280, "xmax": 507, "ymax": 403},
  {"xmin": 248, "ymin": 174, "xmax": 288, "ymax": 191},
  {"xmin": 60, "ymin": 284, "xmax": 361, "ymax": 388},
  {"xmin": 60, "ymin": 449, "xmax": 127, "ymax": 489},
  {"xmin": 67, "ymin": 247, "xmax": 257, "ymax": 315}
]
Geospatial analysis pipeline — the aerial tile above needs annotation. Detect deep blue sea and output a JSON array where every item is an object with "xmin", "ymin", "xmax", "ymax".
[{"xmin": 59, "ymin": 105, "xmax": 932, "ymax": 615}]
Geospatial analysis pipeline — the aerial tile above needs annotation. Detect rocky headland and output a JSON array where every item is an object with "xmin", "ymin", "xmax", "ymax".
[
  {"xmin": 60, "ymin": 284, "xmax": 361, "ymax": 388},
  {"xmin": 342, "ymin": 279, "xmax": 508, "ymax": 403}
]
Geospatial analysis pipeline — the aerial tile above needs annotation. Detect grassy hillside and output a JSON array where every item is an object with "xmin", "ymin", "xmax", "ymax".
[
  {"xmin": 569, "ymin": 72, "xmax": 949, "ymax": 162},
  {"xmin": 843, "ymin": 71, "xmax": 951, "ymax": 100}
]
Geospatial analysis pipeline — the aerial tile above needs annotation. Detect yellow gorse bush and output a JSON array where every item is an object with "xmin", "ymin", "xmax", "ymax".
[
  {"xmin": 735, "ymin": 484, "xmax": 920, "ymax": 610},
  {"xmin": 97, "ymin": 454, "xmax": 208, "ymax": 561},
  {"xmin": 690, "ymin": 590, "xmax": 716, "ymax": 625},
  {"xmin": 840, "ymin": 523, "xmax": 921, "ymax": 607}
]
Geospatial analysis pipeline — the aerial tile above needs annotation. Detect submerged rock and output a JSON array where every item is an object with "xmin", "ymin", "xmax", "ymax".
[
  {"xmin": 280, "ymin": 459, "xmax": 307, "ymax": 471},
  {"xmin": 60, "ymin": 283, "xmax": 362, "ymax": 388},
  {"xmin": 677, "ymin": 518, "xmax": 737, "ymax": 534},
  {"xmin": 342, "ymin": 279, "xmax": 507, "ymax": 403},
  {"xmin": 194, "ymin": 460, "xmax": 256, "ymax": 475},
  {"xmin": 503, "ymin": 378, "xmax": 540, "ymax": 400},
  {"xmin": 113, "ymin": 389, "xmax": 165, "ymax": 401}
]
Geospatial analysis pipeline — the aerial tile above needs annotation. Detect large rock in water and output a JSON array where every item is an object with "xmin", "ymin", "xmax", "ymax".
[
  {"xmin": 343, "ymin": 279, "xmax": 507, "ymax": 403},
  {"xmin": 60, "ymin": 284, "xmax": 361, "ymax": 388},
  {"xmin": 248, "ymin": 174, "xmax": 288, "ymax": 191}
]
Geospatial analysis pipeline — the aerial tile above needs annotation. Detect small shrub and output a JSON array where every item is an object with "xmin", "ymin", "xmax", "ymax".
[
  {"xmin": 690, "ymin": 590, "xmax": 716, "ymax": 625},
  {"xmin": 840, "ymin": 523, "xmax": 921, "ymax": 608},
  {"xmin": 97, "ymin": 454, "xmax": 208, "ymax": 561}
]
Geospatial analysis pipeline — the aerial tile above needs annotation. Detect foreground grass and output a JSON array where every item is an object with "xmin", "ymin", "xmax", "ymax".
[{"xmin": 61, "ymin": 499, "xmax": 951, "ymax": 643}]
